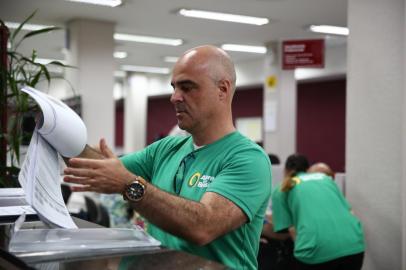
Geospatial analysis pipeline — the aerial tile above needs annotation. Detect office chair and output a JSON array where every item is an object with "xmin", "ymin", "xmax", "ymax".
[
  {"xmin": 97, "ymin": 203, "xmax": 110, "ymax": 228},
  {"xmin": 84, "ymin": 196, "xmax": 111, "ymax": 227},
  {"xmin": 84, "ymin": 196, "xmax": 99, "ymax": 224}
]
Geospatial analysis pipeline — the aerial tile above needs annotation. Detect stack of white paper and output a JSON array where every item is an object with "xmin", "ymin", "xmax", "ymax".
[
  {"xmin": 0, "ymin": 188, "xmax": 36, "ymax": 217},
  {"xmin": 18, "ymin": 86, "xmax": 88, "ymax": 229}
]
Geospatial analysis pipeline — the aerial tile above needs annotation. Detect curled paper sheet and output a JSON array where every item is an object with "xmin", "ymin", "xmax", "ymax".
[{"xmin": 21, "ymin": 86, "xmax": 87, "ymax": 157}]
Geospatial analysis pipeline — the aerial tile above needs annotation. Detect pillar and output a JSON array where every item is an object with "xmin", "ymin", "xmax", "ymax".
[
  {"xmin": 346, "ymin": 0, "xmax": 405, "ymax": 269},
  {"xmin": 263, "ymin": 42, "xmax": 296, "ymax": 163},
  {"xmin": 65, "ymin": 19, "xmax": 115, "ymax": 147}
]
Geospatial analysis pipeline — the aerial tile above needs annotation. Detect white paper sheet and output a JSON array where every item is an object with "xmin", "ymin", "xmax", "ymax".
[{"xmin": 21, "ymin": 86, "xmax": 87, "ymax": 158}]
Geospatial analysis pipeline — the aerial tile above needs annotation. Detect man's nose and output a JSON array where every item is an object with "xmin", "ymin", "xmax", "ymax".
[{"xmin": 170, "ymin": 89, "xmax": 183, "ymax": 104}]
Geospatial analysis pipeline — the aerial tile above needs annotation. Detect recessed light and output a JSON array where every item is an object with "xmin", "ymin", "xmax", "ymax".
[
  {"xmin": 65, "ymin": 0, "xmax": 122, "ymax": 7},
  {"xmin": 114, "ymin": 33, "xmax": 183, "ymax": 46},
  {"xmin": 309, "ymin": 25, "xmax": 349, "ymax": 36},
  {"xmin": 5, "ymin": 22, "xmax": 55, "ymax": 31},
  {"xmin": 121, "ymin": 65, "xmax": 170, "ymax": 74},
  {"xmin": 114, "ymin": 51, "xmax": 128, "ymax": 59},
  {"xmin": 221, "ymin": 44, "xmax": 267, "ymax": 54},
  {"xmin": 178, "ymin": 9, "xmax": 269, "ymax": 25},
  {"xmin": 163, "ymin": 56, "xmax": 179, "ymax": 63}
]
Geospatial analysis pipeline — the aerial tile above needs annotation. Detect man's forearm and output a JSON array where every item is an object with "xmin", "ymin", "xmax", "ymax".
[
  {"xmin": 132, "ymin": 183, "xmax": 213, "ymax": 245},
  {"xmin": 63, "ymin": 144, "xmax": 104, "ymax": 164},
  {"xmin": 131, "ymin": 181, "xmax": 245, "ymax": 246}
]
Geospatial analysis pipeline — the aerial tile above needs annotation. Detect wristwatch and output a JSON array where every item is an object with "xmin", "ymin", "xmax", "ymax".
[{"xmin": 123, "ymin": 176, "xmax": 146, "ymax": 202}]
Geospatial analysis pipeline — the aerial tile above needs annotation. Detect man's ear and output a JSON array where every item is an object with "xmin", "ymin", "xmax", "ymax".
[{"xmin": 218, "ymin": 79, "xmax": 232, "ymax": 101}]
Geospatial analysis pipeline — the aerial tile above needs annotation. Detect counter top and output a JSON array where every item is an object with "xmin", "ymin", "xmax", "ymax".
[{"xmin": 0, "ymin": 217, "xmax": 227, "ymax": 270}]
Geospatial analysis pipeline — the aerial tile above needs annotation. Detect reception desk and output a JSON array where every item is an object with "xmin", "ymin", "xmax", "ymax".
[{"xmin": 0, "ymin": 217, "xmax": 227, "ymax": 270}]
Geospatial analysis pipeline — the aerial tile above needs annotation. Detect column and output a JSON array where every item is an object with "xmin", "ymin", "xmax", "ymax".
[
  {"xmin": 124, "ymin": 74, "xmax": 148, "ymax": 153},
  {"xmin": 263, "ymin": 42, "xmax": 296, "ymax": 163},
  {"xmin": 65, "ymin": 19, "xmax": 115, "ymax": 147},
  {"xmin": 346, "ymin": 0, "xmax": 405, "ymax": 269}
]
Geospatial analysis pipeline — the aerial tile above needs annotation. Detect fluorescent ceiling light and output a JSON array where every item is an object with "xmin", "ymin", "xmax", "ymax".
[
  {"xmin": 164, "ymin": 56, "xmax": 179, "ymax": 63},
  {"xmin": 65, "ymin": 0, "xmax": 122, "ymax": 7},
  {"xmin": 114, "ymin": 51, "xmax": 128, "ymax": 59},
  {"xmin": 221, "ymin": 44, "xmax": 267, "ymax": 54},
  {"xmin": 178, "ymin": 9, "xmax": 269, "ymax": 26},
  {"xmin": 5, "ymin": 22, "xmax": 55, "ymax": 31},
  {"xmin": 114, "ymin": 33, "xmax": 183, "ymax": 46},
  {"xmin": 121, "ymin": 65, "xmax": 170, "ymax": 74},
  {"xmin": 309, "ymin": 25, "xmax": 349, "ymax": 36}
]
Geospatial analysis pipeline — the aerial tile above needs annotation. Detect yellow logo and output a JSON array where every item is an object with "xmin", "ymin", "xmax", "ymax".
[
  {"xmin": 266, "ymin": 75, "xmax": 277, "ymax": 89},
  {"xmin": 292, "ymin": 176, "xmax": 301, "ymax": 185},
  {"xmin": 188, "ymin": 172, "xmax": 201, "ymax": 187}
]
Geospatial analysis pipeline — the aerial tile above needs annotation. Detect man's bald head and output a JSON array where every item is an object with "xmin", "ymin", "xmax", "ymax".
[
  {"xmin": 178, "ymin": 45, "xmax": 236, "ymax": 93},
  {"xmin": 308, "ymin": 162, "xmax": 334, "ymax": 177}
]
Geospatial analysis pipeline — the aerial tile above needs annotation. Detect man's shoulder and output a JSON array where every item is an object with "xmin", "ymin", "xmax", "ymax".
[
  {"xmin": 150, "ymin": 135, "xmax": 191, "ymax": 150},
  {"xmin": 217, "ymin": 131, "xmax": 263, "ymax": 150},
  {"xmin": 227, "ymin": 133, "xmax": 268, "ymax": 159}
]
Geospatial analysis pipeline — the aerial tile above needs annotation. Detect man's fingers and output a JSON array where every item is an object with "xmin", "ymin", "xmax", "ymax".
[
  {"xmin": 68, "ymin": 158, "xmax": 101, "ymax": 169},
  {"xmin": 64, "ymin": 167, "xmax": 96, "ymax": 178},
  {"xmin": 100, "ymin": 138, "xmax": 115, "ymax": 159},
  {"xmin": 64, "ymin": 175, "xmax": 92, "ymax": 185}
]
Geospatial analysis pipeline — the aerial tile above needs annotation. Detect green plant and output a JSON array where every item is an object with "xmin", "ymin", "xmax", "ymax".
[{"xmin": 0, "ymin": 11, "xmax": 70, "ymax": 187}]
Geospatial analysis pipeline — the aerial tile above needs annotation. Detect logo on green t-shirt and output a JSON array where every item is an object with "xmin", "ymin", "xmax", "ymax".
[{"xmin": 187, "ymin": 173, "xmax": 214, "ymax": 188}]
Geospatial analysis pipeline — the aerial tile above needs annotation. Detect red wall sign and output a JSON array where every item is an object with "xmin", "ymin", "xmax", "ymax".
[{"xmin": 282, "ymin": 39, "xmax": 325, "ymax": 70}]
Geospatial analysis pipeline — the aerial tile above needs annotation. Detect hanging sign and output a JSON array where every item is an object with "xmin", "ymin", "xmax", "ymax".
[{"xmin": 282, "ymin": 39, "xmax": 324, "ymax": 70}]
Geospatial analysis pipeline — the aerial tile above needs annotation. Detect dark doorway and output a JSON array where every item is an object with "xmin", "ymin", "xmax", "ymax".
[{"xmin": 296, "ymin": 78, "xmax": 346, "ymax": 172}]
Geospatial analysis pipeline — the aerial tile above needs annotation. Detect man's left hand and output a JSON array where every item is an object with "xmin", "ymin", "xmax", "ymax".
[{"xmin": 64, "ymin": 138, "xmax": 134, "ymax": 194}]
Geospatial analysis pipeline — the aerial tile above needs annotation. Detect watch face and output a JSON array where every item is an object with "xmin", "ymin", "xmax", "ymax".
[{"xmin": 126, "ymin": 181, "xmax": 145, "ymax": 201}]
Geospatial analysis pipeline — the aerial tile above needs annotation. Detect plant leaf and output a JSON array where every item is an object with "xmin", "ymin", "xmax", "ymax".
[
  {"xmin": 22, "ymin": 26, "xmax": 62, "ymax": 40},
  {"xmin": 30, "ymin": 69, "xmax": 42, "ymax": 87},
  {"xmin": 10, "ymin": 10, "xmax": 37, "ymax": 43},
  {"xmin": 15, "ymin": 26, "xmax": 62, "ymax": 51},
  {"xmin": 48, "ymin": 61, "xmax": 76, "ymax": 69},
  {"xmin": 42, "ymin": 65, "xmax": 50, "ymax": 84}
]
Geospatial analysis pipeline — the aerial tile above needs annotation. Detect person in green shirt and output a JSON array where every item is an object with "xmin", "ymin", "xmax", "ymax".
[
  {"xmin": 272, "ymin": 154, "xmax": 365, "ymax": 270},
  {"xmin": 64, "ymin": 45, "xmax": 272, "ymax": 269}
]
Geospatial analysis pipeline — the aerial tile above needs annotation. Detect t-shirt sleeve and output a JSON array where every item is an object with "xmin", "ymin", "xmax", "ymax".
[
  {"xmin": 271, "ymin": 186, "xmax": 293, "ymax": 232},
  {"xmin": 206, "ymin": 148, "xmax": 272, "ymax": 222},
  {"xmin": 120, "ymin": 140, "xmax": 161, "ymax": 181}
]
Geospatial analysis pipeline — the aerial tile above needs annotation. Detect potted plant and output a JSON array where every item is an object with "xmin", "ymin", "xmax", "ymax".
[{"xmin": 0, "ymin": 11, "xmax": 70, "ymax": 187}]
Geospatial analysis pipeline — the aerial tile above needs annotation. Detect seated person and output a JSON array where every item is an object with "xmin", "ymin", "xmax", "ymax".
[{"xmin": 271, "ymin": 154, "xmax": 365, "ymax": 270}]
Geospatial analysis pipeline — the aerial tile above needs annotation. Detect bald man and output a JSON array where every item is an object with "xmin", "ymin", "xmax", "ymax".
[
  {"xmin": 308, "ymin": 162, "xmax": 334, "ymax": 177},
  {"xmin": 64, "ymin": 45, "xmax": 272, "ymax": 269}
]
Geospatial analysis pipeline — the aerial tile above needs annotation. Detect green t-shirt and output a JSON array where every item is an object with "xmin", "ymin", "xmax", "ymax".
[
  {"xmin": 272, "ymin": 172, "xmax": 365, "ymax": 264},
  {"xmin": 121, "ymin": 131, "xmax": 272, "ymax": 270}
]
